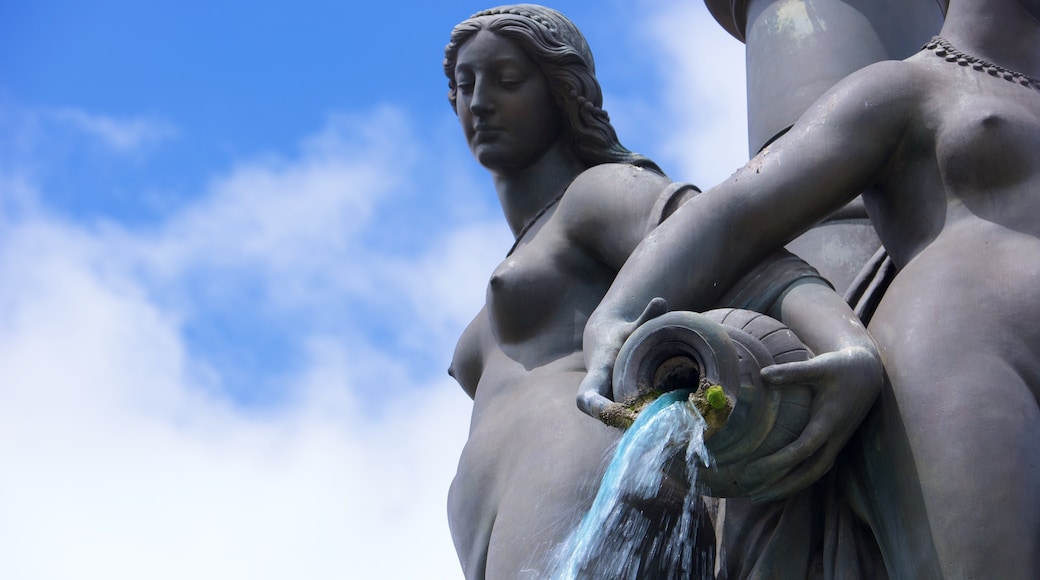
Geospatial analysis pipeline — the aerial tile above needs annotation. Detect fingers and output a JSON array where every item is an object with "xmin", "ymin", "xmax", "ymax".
[
  {"xmin": 576, "ymin": 388, "xmax": 612, "ymax": 418},
  {"xmin": 763, "ymin": 347, "xmax": 882, "ymax": 388},
  {"xmin": 576, "ymin": 364, "xmax": 616, "ymax": 418},
  {"xmin": 760, "ymin": 357, "xmax": 827, "ymax": 386},
  {"xmin": 576, "ymin": 390, "xmax": 636, "ymax": 428},
  {"xmin": 743, "ymin": 419, "xmax": 839, "ymax": 501},
  {"xmin": 743, "ymin": 410, "xmax": 835, "ymax": 479},
  {"xmin": 632, "ymin": 296, "xmax": 669, "ymax": 327},
  {"xmin": 744, "ymin": 434, "xmax": 821, "ymax": 481},
  {"xmin": 748, "ymin": 448, "xmax": 836, "ymax": 502},
  {"xmin": 577, "ymin": 366, "xmax": 612, "ymax": 414}
]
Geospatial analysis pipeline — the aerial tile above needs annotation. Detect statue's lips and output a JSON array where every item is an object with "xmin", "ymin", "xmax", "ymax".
[{"xmin": 473, "ymin": 126, "xmax": 504, "ymax": 142}]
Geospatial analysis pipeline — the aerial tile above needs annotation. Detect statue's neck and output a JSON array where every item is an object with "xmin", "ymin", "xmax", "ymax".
[
  {"xmin": 493, "ymin": 142, "xmax": 585, "ymax": 239},
  {"xmin": 939, "ymin": 0, "xmax": 1040, "ymax": 79}
]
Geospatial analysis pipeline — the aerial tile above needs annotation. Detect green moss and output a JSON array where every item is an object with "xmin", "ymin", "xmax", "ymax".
[
  {"xmin": 705, "ymin": 385, "xmax": 727, "ymax": 409},
  {"xmin": 689, "ymin": 378, "xmax": 733, "ymax": 439},
  {"xmin": 601, "ymin": 389, "xmax": 668, "ymax": 430},
  {"xmin": 600, "ymin": 402, "xmax": 638, "ymax": 430},
  {"xmin": 607, "ymin": 378, "xmax": 733, "ymax": 439}
]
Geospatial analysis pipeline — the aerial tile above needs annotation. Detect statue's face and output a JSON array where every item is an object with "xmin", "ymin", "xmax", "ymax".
[{"xmin": 453, "ymin": 30, "xmax": 561, "ymax": 174}]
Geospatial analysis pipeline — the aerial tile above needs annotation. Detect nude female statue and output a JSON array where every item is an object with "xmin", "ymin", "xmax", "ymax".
[
  {"xmin": 580, "ymin": 0, "xmax": 1040, "ymax": 577},
  {"xmin": 443, "ymin": 5, "xmax": 882, "ymax": 578}
]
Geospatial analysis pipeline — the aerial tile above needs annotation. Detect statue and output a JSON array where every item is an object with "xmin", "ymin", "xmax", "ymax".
[
  {"xmin": 580, "ymin": 0, "xmax": 1040, "ymax": 577},
  {"xmin": 705, "ymin": 0, "xmax": 946, "ymax": 298},
  {"xmin": 442, "ymin": 5, "xmax": 882, "ymax": 578}
]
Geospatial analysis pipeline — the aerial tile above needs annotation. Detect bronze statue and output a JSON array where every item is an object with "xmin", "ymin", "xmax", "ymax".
[
  {"xmin": 443, "ymin": 5, "xmax": 881, "ymax": 578},
  {"xmin": 581, "ymin": 0, "xmax": 1040, "ymax": 577}
]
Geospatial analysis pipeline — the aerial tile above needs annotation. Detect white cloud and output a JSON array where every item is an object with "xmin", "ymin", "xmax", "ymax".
[
  {"xmin": 138, "ymin": 108, "xmax": 408, "ymax": 288},
  {"xmin": 44, "ymin": 107, "xmax": 177, "ymax": 153},
  {"xmin": 641, "ymin": 0, "xmax": 750, "ymax": 188},
  {"xmin": 0, "ymin": 105, "xmax": 482, "ymax": 579}
]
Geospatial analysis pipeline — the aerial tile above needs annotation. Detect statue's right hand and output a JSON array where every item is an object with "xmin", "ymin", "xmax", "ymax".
[{"xmin": 577, "ymin": 297, "xmax": 669, "ymax": 425}]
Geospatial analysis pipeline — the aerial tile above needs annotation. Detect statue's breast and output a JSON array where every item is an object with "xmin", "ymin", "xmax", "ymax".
[
  {"xmin": 486, "ymin": 238, "xmax": 571, "ymax": 345},
  {"xmin": 936, "ymin": 96, "xmax": 1040, "ymax": 193},
  {"xmin": 485, "ymin": 217, "xmax": 611, "ymax": 364}
]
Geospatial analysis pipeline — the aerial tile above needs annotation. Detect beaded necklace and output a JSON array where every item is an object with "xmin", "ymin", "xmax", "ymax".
[
  {"xmin": 506, "ymin": 191, "xmax": 565, "ymax": 256},
  {"xmin": 924, "ymin": 36, "xmax": 1040, "ymax": 94}
]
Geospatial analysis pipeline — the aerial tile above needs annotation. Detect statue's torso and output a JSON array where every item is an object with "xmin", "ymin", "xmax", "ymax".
[
  {"xmin": 447, "ymin": 201, "xmax": 622, "ymax": 578},
  {"xmin": 865, "ymin": 53, "xmax": 1040, "ymax": 272}
]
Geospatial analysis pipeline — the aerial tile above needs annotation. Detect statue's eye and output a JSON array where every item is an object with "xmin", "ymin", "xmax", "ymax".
[{"xmin": 456, "ymin": 79, "xmax": 474, "ymax": 95}]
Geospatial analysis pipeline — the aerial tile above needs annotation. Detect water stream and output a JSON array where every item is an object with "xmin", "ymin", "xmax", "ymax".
[{"xmin": 553, "ymin": 390, "xmax": 714, "ymax": 579}]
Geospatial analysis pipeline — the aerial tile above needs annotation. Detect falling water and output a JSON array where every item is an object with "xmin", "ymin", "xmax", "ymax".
[{"xmin": 553, "ymin": 390, "xmax": 714, "ymax": 579}]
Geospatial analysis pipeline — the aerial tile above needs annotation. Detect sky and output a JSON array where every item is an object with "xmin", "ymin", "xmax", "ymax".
[{"xmin": 0, "ymin": 1, "xmax": 749, "ymax": 578}]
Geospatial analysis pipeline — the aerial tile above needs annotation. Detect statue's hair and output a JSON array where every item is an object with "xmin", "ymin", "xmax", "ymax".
[{"xmin": 444, "ymin": 4, "xmax": 663, "ymax": 174}]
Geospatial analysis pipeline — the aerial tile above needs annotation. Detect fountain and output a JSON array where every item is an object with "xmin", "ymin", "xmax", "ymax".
[
  {"xmin": 554, "ymin": 308, "xmax": 815, "ymax": 577},
  {"xmin": 612, "ymin": 308, "xmax": 813, "ymax": 497},
  {"xmin": 553, "ymin": 389, "xmax": 713, "ymax": 579}
]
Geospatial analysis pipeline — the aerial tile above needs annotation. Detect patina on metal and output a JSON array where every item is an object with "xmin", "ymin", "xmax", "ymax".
[{"xmin": 581, "ymin": 0, "xmax": 1040, "ymax": 577}]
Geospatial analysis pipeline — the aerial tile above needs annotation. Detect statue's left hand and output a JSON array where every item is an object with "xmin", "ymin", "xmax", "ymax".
[{"xmin": 742, "ymin": 346, "xmax": 882, "ymax": 501}]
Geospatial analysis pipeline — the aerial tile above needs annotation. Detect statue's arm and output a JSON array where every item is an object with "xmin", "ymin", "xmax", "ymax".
[
  {"xmin": 578, "ymin": 61, "xmax": 917, "ymax": 419},
  {"xmin": 745, "ymin": 279, "xmax": 882, "ymax": 500}
]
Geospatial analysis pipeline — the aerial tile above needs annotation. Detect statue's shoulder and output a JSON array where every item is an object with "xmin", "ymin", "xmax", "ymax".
[
  {"xmin": 559, "ymin": 163, "xmax": 696, "ymax": 268},
  {"xmin": 798, "ymin": 59, "xmax": 922, "ymax": 136},
  {"xmin": 571, "ymin": 162, "xmax": 670, "ymax": 194},
  {"xmin": 564, "ymin": 163, "xmax": 674, "ymax": 216},
  {"xmin": 828, "ymin": 58, "xmax": 923, "ymax": 104}
]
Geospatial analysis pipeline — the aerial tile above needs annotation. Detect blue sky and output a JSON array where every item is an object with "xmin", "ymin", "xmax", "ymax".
[{"xmin": 0, "ymin": 1, "xmax": 748, "ymax": 578}]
